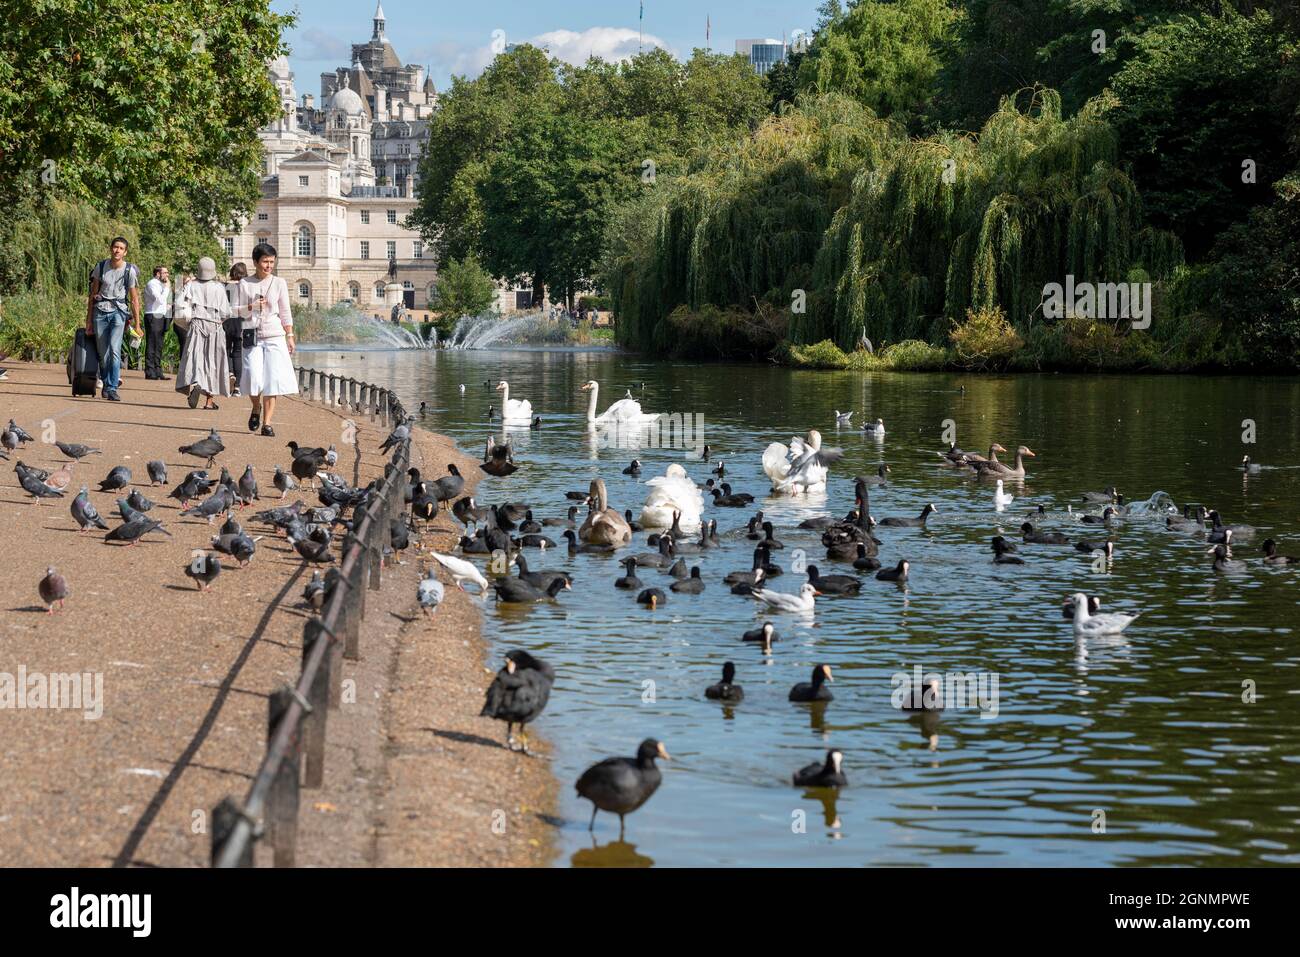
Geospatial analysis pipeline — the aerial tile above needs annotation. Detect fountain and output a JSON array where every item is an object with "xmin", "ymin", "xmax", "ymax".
[
  {"xmin": 446, "ymin": 310, "xmax": 577, "ymax": 350},
  {"xmin": 294, "ymin": 304, "xmax": 435, "ymax": 350}
]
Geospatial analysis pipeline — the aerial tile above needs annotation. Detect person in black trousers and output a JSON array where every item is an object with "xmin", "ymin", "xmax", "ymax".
[
  {"xmin": 171, "ymin": 271, "xmax": 192, "ymax": 365},
  {"xmin": 142, "ymin": 265, "xmax": 172, "ymax": 379},
  {"xmin": 225, "ymin": 262, "xmax": 247, "ymax": 397}
]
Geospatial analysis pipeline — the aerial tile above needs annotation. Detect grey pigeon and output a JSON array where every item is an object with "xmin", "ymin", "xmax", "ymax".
[
  {"xmin": 303, "ymin": 571, "xmax": 326, "ymax": 609},
  {"xmin": 15, "ymin": 460, "xmax": 50, "ymax": 482},
  {"xmin": 7, "ymin": 420, "xmax": 34, "ymax": 444},
  {"xmin": 211, "ymin": 532, "xmax": 258, "ymax": 567},
  {"xmin": 55, "ymin": 441, "xmax": 101, "ymax": 460},
  {"xmin": 38, "ymin": 566, "xmax": 69, "ymax": 613},
  {"xmin": 273, "ymin": 466, "xmax": 297, "ymax": 499},
  {"xmin": 325, "ymin": 444, "xmax": 338, "ymax": 467},
  {"xmin": 179, "ymin": 429, "xmax": 224, "ymax": 467},
  {"xmin": 378, "ymin": 419, "xmax": 411, "ymax": 453},
  {"xmin": 71, "ymin": 486, "xmax": 108, "ymax": 531},
  {"xmin": 19, "ymin": 469, "xmax": 64, "ymax": 502},
  {"xmin": 1, "ymin": 429, "xmax": 18, "ymax": 453},
  {"xmin": 168, "ymin": 472, "xmax": 210, "ymax": 507},
  {"xmin": 105, "ymin": 515, "xmax": 170, "ymax": 546},
  {"xmin": 146, "ymin": 460, "xmax": 167, "ymax": 485},
  {"xmin": 418, "ymin": 571, "xmax": 444, "ymax": 616},
  {"xmin": 181, "ymin": 486, "xmax": 234, "ymax": 523},
  {"xmin": 115, "ymin": 497, "xmax": 144, "ymax": 522},
  {"xmin": 219, "ymin": 515, "xmax": 243, "ymax": 537},
  {"xmin": 293, "ymin": 537, "xmax": 335, "ymax": 564},
  {"xmin": 237, "ymin": 465, "xmax": 259, "ymax": 504},
  {"xmin": 97, "ymin": 465, "xmax": 131, "ymax": 492},
  {"xmin": 125, "ymin": 489, "xmax": 155, "ymax": 512},
  {"xmin": 184, "ymin": 553, "xmax": 222, "ymax": 591}
]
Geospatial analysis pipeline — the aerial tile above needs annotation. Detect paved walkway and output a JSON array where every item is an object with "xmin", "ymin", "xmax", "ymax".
[{"xmin": 0, "ymin": 362, "xmax": 555, "ymax": 866}]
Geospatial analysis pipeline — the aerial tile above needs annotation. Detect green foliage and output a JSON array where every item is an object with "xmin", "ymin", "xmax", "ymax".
[
  {"xmin": 949, "ymin": 306, "xmax": 1023, "ymax": 369},
  {"xmin": 777, "ymin": 339, "xmax": 850, "ymax": 369},
  {"xmin": 0, "ymin": 288, "xmax": 84, "ymax": 359},
  {"xmin": 432, "ymin": 255, "xmax": 498, "ymax": 321}
]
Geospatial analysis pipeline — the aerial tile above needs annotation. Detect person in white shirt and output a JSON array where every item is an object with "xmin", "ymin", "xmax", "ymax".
[
  {"xmin": 142, "ymin": 266, "xmax": 172, "ymax": 380},
  {"xmin": 235, "ymin": 242, "xmax": 298, "ymax": 436}
]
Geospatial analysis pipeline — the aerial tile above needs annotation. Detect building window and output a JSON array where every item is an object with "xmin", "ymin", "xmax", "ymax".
[
  {"xmin": 373, "ymin": 282, "xmax": 385, "ymax": 302},
  {"xmin": 402, "ymin": 281, "xmax": 414, "ymax": 291},
  {"xmin": 360, "ymin": 241, "xmax": 370, "ymax": 260},
  {"xmin": 386, "ymin": 209, "xmax": 396, "ymax": 224},
  {"xmin": 222, "ymin": 237, "xmax": 235, "ymax": 257},
  {"xmin": 257, "ymin": 212, "xmax": 268, "ymax": 221},
  {"xmin": 426, "ymin": 282, "xmax": 437, "ymax": 305},
  {"xmin": 360, "ymin": 209, "xmax": 370, "ymax": 224},
  {"xmin": 296, "ymin": 225, "xmax": 313, "ymax": 258},
  {"xmin": 298, "ymin": 175, "xmax": 309, "ymax": 186},
  {"xmin": 348, "ymin": 282, "xmax": 360, "ymax": 300},
  {"xmin": 297, "ymin": 281, "xmax": 310, "ymax": 300},
  {"xmin": 412, "ymin": 241, "xmax": 423, "ymax": 259},
  {"xmin": 386, "ymin": 241, "xmax": 396, "ymax": 260}
]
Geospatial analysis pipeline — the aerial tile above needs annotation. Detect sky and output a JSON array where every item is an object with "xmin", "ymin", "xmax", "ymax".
[{"xmin": 271, "ymin": 0, "xmax": 820, "ymax": 94}]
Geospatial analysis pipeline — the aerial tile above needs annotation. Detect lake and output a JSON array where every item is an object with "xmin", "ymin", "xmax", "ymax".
[{"xmin": 299, "ymin": 345, "xmax": 1300, "ymax": 867}]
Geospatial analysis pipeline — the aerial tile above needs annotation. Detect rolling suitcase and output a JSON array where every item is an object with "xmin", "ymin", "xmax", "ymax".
[{"xmin": 68, "ymin": 327, "xmax": 99, "ymax": 396}]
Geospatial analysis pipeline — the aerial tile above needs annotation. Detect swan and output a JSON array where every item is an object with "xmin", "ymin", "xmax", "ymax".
[
  {"xmin": 1070, "ymin": 592, "xmax": 1140, "ymax": 636},
  {"xmin": 639, "ymin": 463, "xmax": 704, "ymax": 529},
  {"xmin": 581, "ymin": 379, "xmax": 658, "ymax": 424},
  {"xmin": 762, "ymin": 429, "xmax": 844, "ymax": 494},
  {"xmin": 578, "ymin": 478, "xmax": 632, "ymax": 546},
  {"xmin": 495, "ymin": 380, "xmax": 533, "ymax": 422}
]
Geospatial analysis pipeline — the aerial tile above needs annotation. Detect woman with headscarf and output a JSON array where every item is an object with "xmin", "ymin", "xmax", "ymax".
[{"xmin": 173, "ymin": 256, "xmax": 231, "ymax": 410}]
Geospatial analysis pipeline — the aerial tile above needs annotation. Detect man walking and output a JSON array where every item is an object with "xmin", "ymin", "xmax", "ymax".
[
  {"xmin": 143, "ymin": 265, "xmax": 171, "ymax": 380},
  {"xmin": 84, "ymin": 236, "xmax": 142, "ymax": 401}
]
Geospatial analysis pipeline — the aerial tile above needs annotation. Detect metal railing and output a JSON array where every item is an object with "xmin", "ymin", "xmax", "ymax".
[{"xmin": 210, "ymin": 367, "xmax": 410, "ymax": 867}]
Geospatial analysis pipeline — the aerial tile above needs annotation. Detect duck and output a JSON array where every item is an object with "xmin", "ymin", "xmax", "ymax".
[
  {"xmin": 861, "ymin": 463, "xmax": 891, "ymax": 486},
  {"xmin": 578, "ymin": 478, "xmax": 632, "ymax": 545},
  {"xmin": 1262, "ymin": 539, "xmax": 1298, "ymax": 565},
  {"xmin": 1208, "ymin": 543, "xmax": 1247, "ymax": 574},
  {"xmin": 479, "ymin": 650, "xmax": 555, "ymax": 753},
  {"xmin": 1241, "ymin": 455, "xmax": 1262, "ymax": 474},
  {"xmin": 943, "ymin": 442, "xmax": 1004, "ymax": 467},
  {"xmin": 806, "ymin": 564, "xmax": 861, "ymax": 595},
  {"xmin": 788, "ymin": 664, "xmax": 834, "ymax": 702},
  {"xmin": 793, "ymin": 749, "xmax": 846, "ymax": 787},
  {"xmin": 480, "ymin": 436, "xmax": 518, "ymax": 477},
  {"xmin": 853, "ymin": 543, "xmax": 881, "ymax": 570},
  {"xmin": 494, "ymin": 380, "xmax": 533, "ymax": 422},
  {"xmin": 875, "ymin": 559, "xmax": 910, "ymax": 582},
  {"xmin": 1075, "ymin": 539, "xmax": 1114, "ymax": 562},
  {"xmin": 991, "ymin": 537, "xmax": 1024, "ymax": 564},
  {"xmin": 759, "ymin": 521, "xmax": 784, "ymax": 550},
  {"xmin": 705, "ymin": 662, "xmax": 744, "ymax": 701},
  {"xmin": 671, "ymin": 566, "xmax": 705, "ymax": 593},
  {"xmin": 640, "ymin": 464, "xmax": 704, "ymax": 529},
  {"xmin": 834, "ymin": 410, "xmax": 853, "ymax": 426},
  {"xmin": 878, "ymin": 503, "xmax": 938, "ymax": 528},
  {"xmin": 1021, "ymin": 522, "xmax": 1070, "ymax": 545},
  {"xmin": 1069, "ymin": 592, "xmax": 1140, "ymax": 636},
  {"xmin": 973, "ymin": 445, "xmax": 1035, "ymax": 478},
  {"xmin": 492, "ymin": 576, "xmax": 570, "ymax": 603},
  {"xmin": 1080, "ymin": 506, "xmax": 1118, "ymax": 526},
  {"xmin": 430, "ymin": 551, "xmax": 489, "ymax": 592},
  {"xmin": 762, "ymin": 429, "xmax": 844, "ymax": 494},
  {"xmin": 562, "ymin": 529, "xmax": 617, "ymax": 555},
  {"xmin": 751, "ymin": 582, "xmax": 819, "ymax": 613},
  {"xmin": 542, "ymin": 505, "xmax": 579, "ymax": 528},
  {"xmin": 575, "ymin": 739, "xmax": 669, "ymax": 836},
  {"xmin": 994, "ymin": 479, "xmax": 1014, "ymax": 510},
  {"xmin": 862, "ymin": 417, "xmax": 886, "ymax": 438},
  {"xmin": 743, "ymin": 622, "xmax": 780, "ymax": 651},
  {"xmin": 636, "ymin": 587, "xmax": 667, "ymax": 609},
  {"xmin": 512, "ymin": 553, "xmax": 570, "ymax": 591},
  {"xmin": 581, "ymin": 379, "xmax": 658, "ymax": 424},
  {"xmin": 614, "ymin": 557, "xmax": 643, "ymax": 589},
  {"xmin": 1081, "ymin": 485, "xmax": 1121, "ymax": 504}
]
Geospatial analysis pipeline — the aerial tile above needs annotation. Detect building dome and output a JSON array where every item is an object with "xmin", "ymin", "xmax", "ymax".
[
  {"xmin": 329, "ymin": 79, "xmax": 365, "ymax": 115},
  {"xmin": 269, "ymin": 55, "xmax": 292, "ymax": 79}
]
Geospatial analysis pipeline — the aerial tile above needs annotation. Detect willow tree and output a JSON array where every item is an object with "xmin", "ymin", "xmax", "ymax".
[{"xmin": 807, "ymin": 88, "xmax": 1183, "ymax": 349}]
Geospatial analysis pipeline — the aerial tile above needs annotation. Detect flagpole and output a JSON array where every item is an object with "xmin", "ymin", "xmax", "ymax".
[{"xmin": 639, "ymin": 0, "xmax": 644, "ymax": 53}]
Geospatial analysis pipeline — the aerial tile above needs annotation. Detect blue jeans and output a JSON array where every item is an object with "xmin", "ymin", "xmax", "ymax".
[{"xmin": 94, "ymin": 307, "xmax": 127, "ymax": 392}]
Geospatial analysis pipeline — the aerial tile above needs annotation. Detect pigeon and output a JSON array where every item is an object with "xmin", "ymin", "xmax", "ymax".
[
  {"xmin": 293, "ymin": 537, "xmax": 335, "ymax": 564},
  {"xmin": 19, "ymin": 468, "xmax": 64, "ymax": 502},
  {"xmin": 125, "ymin": 489, "xmax": 155, "ymax": 512},
  {"xmin": 378, "ymin": 419, "xmax": 412, "ymax": 453},
  {"xmin": 211, "ymin": 532, "xmax": 258, "ymax": 567},
  {"xmin": 105, "ymin": 515, "xmax": 170, "ymax": 546},
  {"xmin": 7, "ymin": 420, "xmax": 34, "ymax": 444},
  {"xmin": 38, "ymin": 566, "xmax": 69, "ymax": 613},
  {"xmin": 178, "ymin": 429, "xmax": 224, "ymax": 467},
  {"xmin": 417, "ymin": 570, "xmax": 444, "ymax": 616},
  {"xmin": 325, "ymin": 444, "xmax": 338, "ymax": 468},
  {"xmin": 45, "ymin": 461, "xmax": 75, "ymax": 492},
  {"xmin": 181, "ymin": 486, "xmax": 235, "ymax": 523},
  {"xmin": 289, "ymin": 448, "xmax": 325, "ymax": 488},
  {"xmin": 15, "ymin": 460, "xmax": 50, "ymax": 482},
  {"xmin": 0, "ymin": 429, "xmax": 18, "ymax": 454},
  {"xmin": 430, "ymin": 551, "xmax": 489, "ymax": 592},
  {"xmin": 237, "ymin": 465, "xmax": 259, "ymax": 505},
  {"xmin": 168, "ymin": 472, "xmax": 210, "ymax": 508},
  {"xmin": 97, "ymin": 465, "xmax": 131, "ymax": 492},
  {"xmin": 303, "ymin": 570, "xmax": 327, "ymax": 610},
  {"xmin": 146, "ymin": 460, "xmax": 168, "ymax": 485},
  {"xmin": 115, "ymin": 497, "xmax": 144, "ymax": 522},
  {"xmin": 273, "ymin": 466, "xmax": 297, "ymax": 499},
  {"xmin": 71, "ymin": 486, "xmax": 109, "ymax": 531},
  {"xmin": 55, "ymin": 441, "xmax": 101, "ymax": 460},
  {"xmin": 184, "ymin": 553, "xmax": 222, "ymax": 591}
]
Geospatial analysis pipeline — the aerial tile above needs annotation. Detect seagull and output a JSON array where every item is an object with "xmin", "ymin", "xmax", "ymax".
[
  {"xmin": 429, "ymin": 551, "xmax": 489, "ymax": 592},
  {"xmin": 862, "ymin": 417, "xmax": 885, "ymax": 438},
  {"xmin": 1069, "ymin": 592, "xmax": 1140, "ymax": 637},
  {"xmin": 834, "ymin": 410, "xmax": 853, "ymax": 426},
  {"xmin": 750, "ymin": 582, "xmax": 820, "ymax": 613},
  {"xmin": 994, "ymin": 479, "xmax": 1014, "ymax": 510}
]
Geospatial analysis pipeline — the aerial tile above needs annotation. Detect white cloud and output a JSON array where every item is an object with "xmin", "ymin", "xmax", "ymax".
[
  {"xmin": 529, "ymin": 27, "xmax": 671, "ymax": 65},
  {"xmin": 292, "ymin": 28, "xmax": 353, "ymax": 62}
]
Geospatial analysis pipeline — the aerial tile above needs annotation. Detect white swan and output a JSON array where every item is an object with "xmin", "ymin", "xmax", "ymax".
[
  {"xmin": 639, "ymin": 464, "xmax": 704, "ymax": 529},
  {"xmin": 581, "ymin": 380, "xmax": 658, "ymax": 424},
  {"xmin": 495, "ymin": 380, "xmax": 533, "ymax": 422},
  {"xmin": 762, "ymin": 429, "xmax": 844, "ymax": 494}
]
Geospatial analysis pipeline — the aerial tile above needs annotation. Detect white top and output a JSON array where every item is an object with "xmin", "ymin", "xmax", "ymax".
[
  {"xmin": 237, "ymin": 275, "xmax": 293, "ymax": 339},
  {"xmin": 143, "ymin": 277, "xmax": 171, "ymax": 316}
]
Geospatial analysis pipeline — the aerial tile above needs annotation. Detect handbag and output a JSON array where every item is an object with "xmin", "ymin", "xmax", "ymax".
[
  {"xmin": 242, "ymin": 328, "xmax": 256, "ymax": 348},
  {"xmin": 172, "ymin": 286, "xmax": 193, "ymax": 331}
]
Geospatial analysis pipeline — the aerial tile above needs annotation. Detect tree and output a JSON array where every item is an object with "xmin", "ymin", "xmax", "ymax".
[{"xmin": 433, "ymin": 255, "xmax": 498, "ymax": 319}]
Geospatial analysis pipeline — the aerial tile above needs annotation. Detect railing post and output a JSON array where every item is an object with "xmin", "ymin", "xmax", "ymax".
[
  {"xmin": 370, "ymin": 499, "xmax": 385, "ymax": 588},
  {"xmin": 379, "ymin": 390, "xmax": 389, "ymax": 427},
  {"xmin": 265, "ymin": 686, "xmax": 301, "ymax": 868},
  {"xmin": 211, "ymin": 796, "xmax": 253, "ymax": 867},
  {"xmin": 309, "ymin": 369, "xmax": 318, "ymax": 402},
  {"xmin": 301, "ymin": 620, "xmax": 331, "ymax": 787}
]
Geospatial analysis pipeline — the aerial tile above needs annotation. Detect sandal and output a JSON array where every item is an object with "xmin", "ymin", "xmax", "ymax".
[
  {"xmin": 204, "ymin": 402, "xmax": 219, "ymax": 411},
  {"xmin": 260, "ymin": 424, "xmax": 275, "ymax": 437},
  {"xmin": 248, "ymin": 411, "xmax": 260, "ymax": 432}
]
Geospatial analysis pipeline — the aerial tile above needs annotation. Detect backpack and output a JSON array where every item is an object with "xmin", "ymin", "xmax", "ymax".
[{"xmin": 92, "ymin": 258, "xmax": 138, "ymax": 302}]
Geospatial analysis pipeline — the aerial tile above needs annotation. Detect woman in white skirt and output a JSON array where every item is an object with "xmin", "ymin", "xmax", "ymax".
[
  {"xmin": 237, "ymin": 242, "xmax": 297, "ymax": 436},
  {"xmin": 173, "ymin": 257, "xmax": 230, "ymax": 410}
]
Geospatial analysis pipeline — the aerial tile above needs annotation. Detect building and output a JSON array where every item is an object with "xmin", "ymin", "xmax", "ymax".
[
  {"xmin": 735, "ymin": 38, "xmax": 788, "ymax": 75},
  {"xmin": 224, "ymin": 4, "xmax": 438, "ymax": 312}
]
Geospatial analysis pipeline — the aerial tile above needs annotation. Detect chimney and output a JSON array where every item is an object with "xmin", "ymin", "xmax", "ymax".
[{"xmin": 302, "ymin": 93, "xmax": 314, "ymax": 110}]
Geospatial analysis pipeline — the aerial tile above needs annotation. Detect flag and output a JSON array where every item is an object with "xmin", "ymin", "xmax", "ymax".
[
  {"xmin": 707, "ymin": 15, "xmax": 711, "ymax": 45},
  {"xmin": 640, "ymin": 1, "xmax": 643, "ymax": 21}
]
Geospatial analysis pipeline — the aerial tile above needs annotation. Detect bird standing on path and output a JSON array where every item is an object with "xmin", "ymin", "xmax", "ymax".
[
  {"xmin": 179, "ymin": 429, "xmax": 224, "ymax": 468},
  {"xmin": 54, "ymin": 441, "xmax": 101, "ymax": 460},
  {"xmin": 480, "ymin": 650, "xmax": 555, "ymax": 754},
  {"xmin": 146, "ymin": 460, "xmax": 168, "ymax": 486},
  {"xmin": 184, "ymin": 553, "xmax": 222, "ymax": 591},
  {"xmin": 71, "ymin": 487, "xmax": 108, "ymax": 532},
  {"xmin": 97, "ymin": 465, "xmax": 131, "ymax": 492},
  {"xmin": 38, "ymin": 567, "xmax": 69, "ymax": 613}
]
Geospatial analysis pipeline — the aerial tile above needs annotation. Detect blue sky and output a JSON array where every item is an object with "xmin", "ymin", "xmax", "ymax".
[{"xmin": 271, "ymin": 0, "xmax": 820, "ymax": 94}]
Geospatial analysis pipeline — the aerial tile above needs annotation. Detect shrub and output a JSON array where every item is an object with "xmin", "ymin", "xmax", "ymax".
[
  {"xmin": 0, "ymin": 288, "xmax": 84, "ymax": 359},
  {"xmin": 949, "ymin": 306, "xmax": 1023, "ymax": 370},
  {"xmin": 777, "ymin": 339, "xmax": 850, "ymax": 369}
]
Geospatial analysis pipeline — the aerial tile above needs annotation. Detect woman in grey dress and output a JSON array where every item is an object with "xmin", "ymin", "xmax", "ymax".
[{"xmin": 174, "ymin": 256, "xmax": 231, "ymax": 410}]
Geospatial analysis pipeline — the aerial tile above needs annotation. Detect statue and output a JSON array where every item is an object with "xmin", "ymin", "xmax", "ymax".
[{"xmin": 387, "ymin": 255, "xmax": 398, "ymax": 280}]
